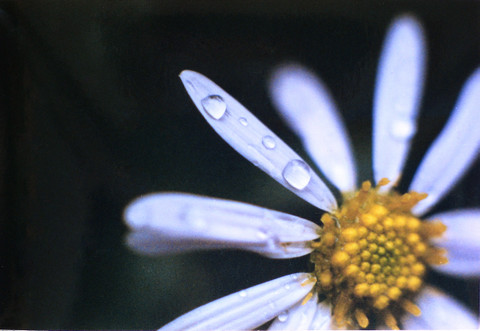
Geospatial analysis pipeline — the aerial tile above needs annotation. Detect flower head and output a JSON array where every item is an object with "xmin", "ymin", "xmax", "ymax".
[{"xmin": 123, "ymin": 15, "xmax": 480, "ymax": 329}]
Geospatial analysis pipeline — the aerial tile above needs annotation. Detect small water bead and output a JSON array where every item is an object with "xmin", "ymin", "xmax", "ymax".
[
  {"xmin": 185, "ymin": 209, "xmax": 208, "ymax": 230},
  {"xmin": 390, "ymin": 119, "xmax": 416, "ymax": 140},
  {"xmin": 255, "ymin": 229, "xmax": 269, "ymax": 241},
  {"xmin": 262, "ymin": 135, "xmax": 276, "ymax": 150},
  {"xmin": 239, "ymin": 290, "xmax": 248, "ymax": 298},
  {"xmin": 238, "ymin": 117, "xmax": 248, "ymax": 126},
  {"xmin": 201, "ymin": 95, "xmax": 227, "ymax": 120},
  {"xmin": 282, "ymin": 160, "xmax": 311, "ymax": 190},
  {"xmin": 278, "ymin": 313, "xmax": 288, "ymax": 323}
]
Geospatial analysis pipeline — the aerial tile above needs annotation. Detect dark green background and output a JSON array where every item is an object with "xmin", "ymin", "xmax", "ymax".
[{"xmin": 0, "ymin": 1, "xmax": 479, "ymax": 328}]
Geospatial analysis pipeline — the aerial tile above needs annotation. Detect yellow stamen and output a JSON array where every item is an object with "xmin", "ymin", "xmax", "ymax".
[
  {"xmin": 384, "ymin": 312, "xmax": 399, "ymax": 330},
  {"xmin": 402, "ymin": 299, "xmax": 421, "ymax": 316},
  {"xmin": 310, "ymin": 179, "xmax": 445, "ymax": 329},
  {"xmin": 355, "ymin": 309, "xmax": 369, "ymax": 328},
  {"xmin": 378, "ymin": 178, "xmax": 390, "ymax": 186},
  {"xmin": 301, "ymin": 291, "xmax": 313, "ymax": 305},
  {"xmin": 334, "ymin": 292, "xmax": 351, "ymax": 325}
]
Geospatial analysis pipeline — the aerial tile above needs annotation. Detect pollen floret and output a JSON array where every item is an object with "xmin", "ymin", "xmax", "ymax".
[{"xmin": 310, "ymin": 178, "xmax": 447, "ymax": 329}]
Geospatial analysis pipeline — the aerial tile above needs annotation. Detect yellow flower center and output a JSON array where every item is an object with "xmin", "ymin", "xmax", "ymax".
[{"xmin": 310, "ymin": 178, "xmax": 448, "ymax": 329}]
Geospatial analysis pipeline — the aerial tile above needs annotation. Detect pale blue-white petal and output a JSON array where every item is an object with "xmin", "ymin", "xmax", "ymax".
[
  {"xmin": 269, "ymin": 64, "xmax": 357, "ymax": 192},
  {"xmin": 159, "ymin": 273, "xmax": 316, "ymax": 330},
  {"xmin": 268, "ymin": 290, "xmax": 318, "ymax": 330},
  {"xmin": 428, "ymin": 209, "xmax": 480, "ymax": 277},
  {"xmin": 410, "ymin": 68, "xmax": 480, "ymax": 215},
  {"xmin": 124, "ymin": 193, "xmax": 321, "ymax": 259},
  {"xmin": 180, "ymin": 70, "xmax": 337, "ymax": 212},
  {"xmin": 402, "ymin": 286, "xmax": 478, "ymax": 329},
  {"xmin": 373, "ymin": 15, "xmax": 426, "ymax": 189},
  {"xmin": 310, "ymin": 300, "xmax": 335, "ymax": 330}
]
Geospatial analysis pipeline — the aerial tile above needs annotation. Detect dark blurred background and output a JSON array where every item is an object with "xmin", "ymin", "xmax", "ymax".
[{"xmin": 0, "ymin": 0, "xmax": 479, "ymax": 328}]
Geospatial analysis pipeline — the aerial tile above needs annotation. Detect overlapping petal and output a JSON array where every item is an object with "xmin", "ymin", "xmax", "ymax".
[
  {"xmin": 268, "ymin": 291, "xmax": 318, "ymax": 330},
  {"xmin": 269, "ymin": 64, "xmax": 357, "ymax": 192},
  {"xmin": 401, "ymin": 286, "xmax": 478, "ymax": 329},
  {"xmin": 310, "ymin": 300, "xmax": 336, "ymax": 330},
  {"xmin": 123, "ymin": 12, "xmax": 480, "ymax": 331},
  {"xmin": 124, "ymin": 193, "xmax": 321, "ymax": 258},
  {"xmin": 429, "ymin": 209, "xmax": 480, "ymax": 277},
  {"xmin": 180, "ymin": 70, "xmax": 337, "ymax": 212},
  {"xmin": 410, "ymin": 68, "xmax": 480, "ymax": 215},
  {"xmin": 373, "ymin": 15, "xmax": 425, "ymax": 189},
  {"xmin": 159, "ymin": 273, "xmax": 316, "ymax": 330}
]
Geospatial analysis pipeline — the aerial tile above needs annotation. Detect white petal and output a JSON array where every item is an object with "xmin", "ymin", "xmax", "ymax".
[
  {"xmin": 373, "ymin": 15, "xmax": 426, "ymax": 189},
  {"xmin": 180, "ymin": 70, "xmax": 337, "ymax": 212},
  {"xmin": 269, "ymin": 64, "xmax": 357, "ymax": 192},
  {"xmin": 124, "ymin": 193, "xmax": 321, "ymax": 259},
  {"xmin": 310, "ymin": 300, "xmax": 335, "ymax": 330},
  {"xmin": 410, "ymin": 68, "xmax": 480, "ymax": 215},
  {"xmin": 402, "ymin": 286, "xmax": 478, "ymax": 329},
  {"xmin": 428, "ymin": 209, "xmax": 480, "ymax": 277},
  {"xmin": 268, "ymin": 291, "xmax": 318, "ymax": 330},
  {"xmin": 159, "ymin": 273, "xmax": 316, "ymax": 330}
]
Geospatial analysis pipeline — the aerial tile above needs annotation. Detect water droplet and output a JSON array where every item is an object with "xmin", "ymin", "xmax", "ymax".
[
  {"xmin": 390, "ymin": 119, "xmax": 416, "ymax": 140},
  {"xmin": 256, "ymin": 229, "xmax": 269, "ymax": 241},
  {"xmin": 185, "ymin": 209, "xmax": 207, "ymax": 230},
  {"xmin": 239, "ymin": 117, "xmax": 248, "ymax": 126},
  {"xmin": 201, "ymin": 95, "xmax": 226, "ymax": 120},
  {"xmin": 284, "ymin": 284, "xmax": 291, "ymax": 290},
  {"xmin": 282, "ymin": 160, "xmax": 311, "ymax": 190},
  {"xmin": 188, "ymin": 216, "xmax": 207, "ymax": 230},
  {"xmin": 262, "ymin": 135, "xmax": 276, "ymax": 150},
  {"xmin": 239, "ymin": 290, "xmax": 247, "ymax": 298},
  {"xmin": 278, "ymin": 312, "xmax": 288, "ymax": 323}
]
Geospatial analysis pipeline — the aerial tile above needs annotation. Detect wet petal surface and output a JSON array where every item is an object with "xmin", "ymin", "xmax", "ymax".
[
  {"xmin": 268, "ymin": 291, "xmax": 318, "ymax": 330},
  {"xmin": 373, "ymin": 15, "xmax": 425, "ymax": 189},
  {"xmin": 124, "ymin": 193, "xmax": 321, "ymax": 258},
  {"xmin": 269, "ymin": 64, "xmax": 357, "ymax": 192},
  {"xmin": 180, "ymin": 70, "xmax": 337, "ymax": 212},
  {"xmin": 159, "ymin": 273, "xmax": 316, "ymax": 330}
]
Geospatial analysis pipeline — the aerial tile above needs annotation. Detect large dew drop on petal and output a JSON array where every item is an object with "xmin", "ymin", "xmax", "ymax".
[{"xmin": 180, "ymin": 70, "xmax": 337, "ymax": 211}]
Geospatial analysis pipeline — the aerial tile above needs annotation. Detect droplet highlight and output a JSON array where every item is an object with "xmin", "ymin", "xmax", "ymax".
[
  {"xmin": 262, "ymin": 135, "xmax": 276, "ymax": 150},
  {"xmin": 201, "ymin": 95, "xmax": 227, "ymax": 120},
  {"xmin": 283, "ymin": 160, "xmax": 311, "ymax": 190},
  {"xmin": 239, "ymin": 290, "xmax": 248, "ymax": 298},
  {"xmin": 239, "ymin": 117, "xmax": 248, "ymax": 126},
  {"xmin": 278, "ymin": 312, "xmax": 288, "ymax": 323},
  {"xmin": 255, "ymin": 229, "xmax": 269, "ymax": 241},
  {"xmin": 390, "ymin": 119, "xmax": 416, "ymax": 140}
]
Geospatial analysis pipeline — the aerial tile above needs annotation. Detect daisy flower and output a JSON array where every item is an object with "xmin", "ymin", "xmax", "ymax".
[{"xmin": 123, "ymin": 15, "xmax": 480, "ymax": 329}]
